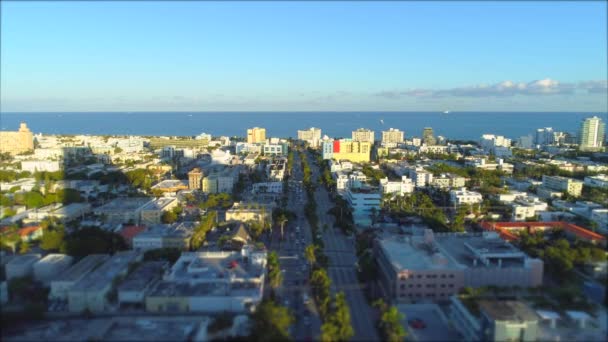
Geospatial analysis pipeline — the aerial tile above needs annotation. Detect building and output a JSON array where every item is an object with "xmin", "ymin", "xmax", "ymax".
[
  {"xmin": 94, "ymin": 197, "xmax": 153, "ymax": 224},
  {"xmin": 202, "ymin": 167, "xmax": 240, "ymax": 194},
  {"xmin": 450, "ymin": 297, "xmax": 540, "ymax": 342},
  {"xmin": 146, "ymin": 246, "xmax": 267, "ymax": 313},
  {"xmin": 246, "ymin": 127, "xmax": 266, "ymax": 144},
  {"xmin": 188, "ymin": 168, "xmax": 204, "ymax": 190},
  {"xmin": 262, "ymin": 143, "xmax": 288, "ymax": 156},
  {"xmin": 49, "ymin": 254, "xmax": 110, "ymax": 301},
  {"xmin": 511, "ymin": 197, "xmax": 548, "ymax": 221},
  {"xmin": 535, "ymin": 127, "xmax": 555, "ymax": 146},
  {"xmin": 266, "ymin": 158, "xmax": 287, "ymax": 181},
  {"xmin": 450, "ymin": 188, "xmax": 483, "ymax": 207},
  {"xmin": 322, "ymin": 139, "xmax": 371, "ymax": 163},
  {"xmin": 68, "ymin": 251, "xmax": 141, "ymax": 312},
  {"xmin": 480, "ymin": 135, "xmax": 512, "ymax": 156},
  {"xmin": 20, "ymin": 160, "xmax": 61, "ymax": 173},
  {"xmin": 352, "ymin": 128, "xmax": 375, "ymax": 143},
  {"xmin": 381, "ymin": 128, "xmax": 404, "ymax": 144},
  {"xmin": 118, "ymin": 225, "xmax": 147, "ymax": 247},
  {"xmin": 422, "ymin": 127, "xmax": 436, "ymax": 145},
  {"xmin": 132, "ymin": 223, "xmax": 194, "ymax": 251},
  {"xmin": 430, "ymin": 173, "xmax": 467, "ymax": 190},
  {"xmin": 541, "ymin": 175, "xmax": 583, "ymax": 197},
  {"xmin": 374, "ymin": 231, "xmax": 543, "ymax": 304},
  {"xmin": 5, "ymin": 254, "xmax": 41, "ymax": 280},
  {"xmin": 344, "ymin": 187, "xmax": 381, "ymax": 227},
  {"xmin": 51, "ymin": 203, "xmax": 92, "ymax": 222},
  {"xmin": 251, "ymin": 182, "xmax": 283, "ymax": 194},
  {"xmin": 379, "ymin": 176, "xmax": 414, "ymax": 196},
  {"xmin": 151, "ymin": 180, "xmax": 189, "ymax": 194},
  {"xmin": 118, "ymin": 261, "xmax": 168, "ymax": 306},
  {"xmin": 297, "ymin": 127, "xmax": 322, "ymax": 147},
  {"xmin": 408, "ymin": 167, "xmax": 434, "ymax": 187},
  {"xmin": 225, "ymin": 202, "xmax": 273, "ymax": 223},
  {"xmin": 140, "ymin": 197, "xmax": 179, "ymax": 225},
  {"xmin": 578, "ymin": 116, "xmax": 606, "ymax": 151},
  {"xmin": 33, "ymin": 254, "xmax": 73, "ymax": 283},
  {"xmin": 0, "ymin": 123, "xmax": 34, "ymax": 155},
  {"xmin": 584, "ymin": 174, "xmax": 608, "ymax": 189},
  {"xmin": 479, "ymin": 221, "xmax": 606, "ymax": 246}
]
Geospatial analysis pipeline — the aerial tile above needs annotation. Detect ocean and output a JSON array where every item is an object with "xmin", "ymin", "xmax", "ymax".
[{"xmin": 0, "ymin": 112, "xmax": 604, "ymax": 141}]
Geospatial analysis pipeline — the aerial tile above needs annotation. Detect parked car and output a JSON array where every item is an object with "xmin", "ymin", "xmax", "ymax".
[{"xmin": 408, "ymin": 318, "xmax": 426, "ymax": 329}]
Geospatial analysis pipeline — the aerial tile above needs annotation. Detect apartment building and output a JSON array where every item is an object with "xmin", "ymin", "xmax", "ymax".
[
  {"xmin": 322, "ymin": 139, "xmax": 371, "ymax": 163},
  {"xmin": 118, "ymin": 261, "xmax": 168, "ymax": 306},
  {"xmin": 430, "ymin": 173, "xmax": 467, "ymax": 189},
  {"xmin": 94, "ymin": 197, "xmax": 153, "ymax": 224},
  {"xmin": 188, "ymin": 168, "xmax": 204, "ymax": 190},
  {"xmin": 262, "ymin": 143, "xmax": 288, "ymax": 156},
  {"xmin": 584, "ymin": 174, "xmax": 608, "ymax": 189},
  {"xmin": 246, "ymin": 127, "xmax": 266, "ymax": 144},
  {"xmin": 352, "ymin": 128, "xmax": 375, "ymax": 143},
  {"xmin": 20, "ymin": 160, "xmax": 61, "ymax": 173},
  {"xmin": 140, "ymin": 197, "xmax": 179, "ymax": 225},
  {"xmin": 408, "ymin": 167, "xmax": 434, "ymax": 187},
  {"xmin": 374, "ymin": 231, "xmax": 543, "ymax": 304},
  {"xmin": 225, "ymin": 202, "xmax": 273, "ymax": 223},
  {"xmin": 541, "ymin": 175, "xmax": 583, "ymax": 197},
  {"xmin": 579, "ymin": 116, "xmax": 605, "ymax": 151},
  {"xmin": 344, "ymin": 187, "xmax": 381, "ymax": 227},
  {"xmin": 49, "ymin": 254, "xmax": 110, "ymax": 301},
  {"xmin": 381, "ymin": 128, "xmax": 404, "ymax": 144},
  {"xmin": 297, "ymin": 127, "xmax": 322, "ymax": 147},
  {"xmin": 33, "ymin": 254, "xmax": 73, "ymax": 283},
  {"xmin": 379, "ymin": 176, "xmax": 414, "ymax": 196},
  {"xmin": 132, "ymin": 223, "xmax": 194, "ymax": 251},
  {"xmin": 202, "ymin": 167, "xmax": 240, "ymax": 194},
  {"xmin": 450, "ymin": 188, "xmax": 483, "ymax": 207},
  {"xmin": 0, "ymin": 123, "xmax": 34, "ymax": 155}
]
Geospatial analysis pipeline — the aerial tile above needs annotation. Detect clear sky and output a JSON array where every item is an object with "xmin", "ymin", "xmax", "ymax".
[{"xmin": 1, "ymin": 1, "xmax": 607, "ymax": 112}]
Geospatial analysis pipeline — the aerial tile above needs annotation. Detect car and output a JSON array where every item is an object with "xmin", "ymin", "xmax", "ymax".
[{"xmin": 408, "ymin": 318, "xmax": 426, "ymax": 329}]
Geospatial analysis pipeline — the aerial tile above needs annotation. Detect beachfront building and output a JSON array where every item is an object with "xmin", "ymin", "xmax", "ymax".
[
  {"xmin": 297, "ymin": 127, "xmax": 322, "ymax": 147},
  {"xmin": 352, "ymin": 128, "xmax": 375, "ymax": 143},
  {"xmin": 246, "ymin": 127, "xmax": 266, "ymax": 144},
  {"xmin": 381, "ymin": 128, "xmax": 404, "ymax": 145},
  {"xmin": 0, "ymin": 123, "xmax": 34, "ymax": 155},
  {"xmin": 322, "ymin": 139, "xmax": 371, "ymax": 163},
  {"xmin": 578, "ymin": 116, "xmax": 606, "ymax": 151}
]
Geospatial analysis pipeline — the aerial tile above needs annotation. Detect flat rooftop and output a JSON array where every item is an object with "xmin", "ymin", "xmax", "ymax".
[
  {"xmin": 36, "ymin": 253, "xmax": 72, "ymax": 265},
  {"xmin": 478, "ymin": 300, "xmax": 539, "ymax": 322},
  {"xmin": 436, "ymin": 233, "xmax": 527, "ymax": 268},
  {"xmin": 378, "ymin": 236, "xmax": 460, "ymax": 271},
  {"xmin": 148, "ymin": 281, "xmax": 227, "ymax": 297},
  {"xmin": 151, "ymin": 180, "xmax": 187, "ymax": 189},
  {"xmin": 95, "ymin": 197, "xmax": 151, "ymax": 212},
  {"xmin": 137, "ymin": 223, "xmax": 194, "ymax": 239},
  {"xmin": 118, "ymin": 261, "xmax": 166, "ymax": 292},
  {"xmin": 54, "ymin": 254, "xmax": 110, "ymax": 282},
  {"xmin": 7, "ymin": 254, "xmax": 41, "ymax": 266},
  {"xmin": 169, "ymin": 251, "xmax": 264, "ymax": 282},
  {"xmin": 141, "ymin": 197, "xmax": 177, "ymax": 211},
  {"xmin": 71, "ymin": 251, "xmax": 139, "ymax": 292}
]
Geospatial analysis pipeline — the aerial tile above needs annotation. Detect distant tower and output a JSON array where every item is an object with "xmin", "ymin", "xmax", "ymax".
[
  {"xmin": 579, "ymin": 116, "xmax": 606, "ymax": 151},
  {"xmin": 422, "ymin": 127, "xmax": 436, "ymax": 145},
  {"xmin": 247, "ymin": 127, "xmax": 266, "ymax": 144},
  {"xmin": 352, "ymin": 128, "xmax": 375, "ymax": 143},
  {"xmin": 188, "ymin": 168, "xmax": 203, "ymax": 190}
]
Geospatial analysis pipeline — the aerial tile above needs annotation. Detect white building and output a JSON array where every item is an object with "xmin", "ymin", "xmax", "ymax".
[
  {"xmin": 251, "ymin": 182, "xmax": 283, "ymax": 194},
  {"xmin": 512, "ymin": 197, "xmax": 549, "ymax": 221},
  {"xmin": 297, "ymin": 127, "xmax": 322, "ymax": 147},
  {"xmin": 579, "ymin": 116, "xmax": 606, "ymax": 151},
  {"xmin": 344, "ymin": 187, "xmax": 381, "ymax": 227},
  {"xmin": 49, "ymin": 254, "xmax": 110, "ymax": 301},
  {"xmin": 450, "ymin": 188, "xmax": 483, "ymax": 207},
  {"xmin": 5, "ymin": 254, "xmax": 41, "ymax": 280},
  {"xmin": 408, "ymin": 167, "xmax": 434, "ymax": 187},
  {"xmin": 21, "ymin": 160, "xmax": 61, "ymax": 173},
  {"xmin": 480, "ymin": 134, "xmax": 512, "ymax": 156},
  {"xmin": 382, "ymin": 128, "xmax": 404, "ymax": 144},
  {"xmin": 352, "ymin": 128, "xmax": 375, "ymax": 143},
  {"xmin": 379, "ymin": 176, "xmax": 414, "ymax": 196},
  {"xmin": 33, "ymin": 254, "xmax": 73, "ymax": 283},
  {"xmin": 584, "ymin": 174, "xmax": 608, "ymax": 189},
  {"xmin": 541, "ymin": 175, "xmax": 583, "ymax": 197}
]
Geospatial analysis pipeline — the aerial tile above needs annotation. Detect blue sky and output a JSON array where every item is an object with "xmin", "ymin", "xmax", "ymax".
[{"xmin": 1, "ymin": 1, "xmax": 607, "ymax": 112}]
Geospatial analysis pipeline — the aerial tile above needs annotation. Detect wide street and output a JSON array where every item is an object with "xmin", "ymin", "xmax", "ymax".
[{"xmin": 304, "ymin": 150, "xmax": 380, "ymax": 342}]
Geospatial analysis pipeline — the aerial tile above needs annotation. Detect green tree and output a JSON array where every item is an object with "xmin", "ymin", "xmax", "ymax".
[
  {"xmin": 64, "ymin": 227, "xmax": 128, "ymax": 257},
  {"xmin": 1, "ymin": 228, "xmax": 20, "ymax": 253},
  {"xmin": 374, "ymin": 299, "xmax": 407, "ymax": 342},
  {"xmin": 250, "ymin": 299, "xmax": 294, "ymax": 341},
  {"xmin": 304, "ymin": 244, "xmax": 317, "ymax": 268},
  {"xmin": 161, "ymin": 210, "xmax": 178, "ymax": 224},
  {"xmin": 19, "ymin": 241, "xmax": 31, "ymax": 254},
  {"xmin": 143, "ymin": 247, "xmax": 182, "ymax": 264},
  {"xmin": 267, "ymin": 251, "xmax": 283, "ymax": 291},
  {"xmin": 310, "ymin": 268, "xmax": 332, "ymax": 317},
  {"xmin": 40, "ymin": 227, "xmax": 66, "ymax": 252},
  {"xmin": 329, "ymin": 292, "xmax": 354, "ymax": 341}
]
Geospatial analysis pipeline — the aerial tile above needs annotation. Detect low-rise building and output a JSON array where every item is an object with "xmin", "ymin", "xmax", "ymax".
[
  {"xmin": 68, "ymin": 251, "xmax": 141, "ymax": 312},
  {"xmin": 541, "ymin": 175, "xmax": 583, "ymax": 197},
  {"xmin": 408, "ymin": 167, "xmax": 434, "ymax": 187},
  {"xmin": 584, "ymin": 174, "xmax": 608, "ymax": 189},
  {"xmin": 151, "ymin": 179, "xmax": 189, "ymax": 193},
  {"xmin": 21, "ymin": 160, "xmax": 61, "ymax": 173},
  {"xmin": 322, "ymin": 139, "xmax": 371, "ymax": 163},
  {"xmin": 5, "ymin": 254, "xmax": 41, "ymax": 280},
  {"xmin": 118, "ymin": 261, "xmax": 168, "ymax": 306},
  {"xmin": 449, "ymin": 297, "xmax": 540, "ymax": 342},
  {"xmin": 344, "ymin": 187, "xmax": 381, "ymax": 227},
  {"xmin": 511, "ymin": 197, "xmax": 548, "ymax": 221},
  {"xmin": 430, "ymin": 173, "xmax": 467, "ymax": 189},
  {"xmin": 146, "ymin": 246, "xmax": 267, "ymax": 313},
  {"xmin": 251, "ymin": 182, "xmax": 283, "ymax": 194},
  {"xmin": 132, "ymin": 223, "xmax": 194, "ymax": 251},
  {"xmin": 379, "ymin": 176, "xmax": 414, "ymax": 196},
  {"xmin": 450, "ymin": 188, "xmax": 483, "ymax": 207},
  {"xmin": 374, "ymin": 231, "xmax": 543, "ymax": 304},
  {"xmin": 33, "ymin": 254, "xmax": 73, "ymax": 283},
  {"xmin": 50, "ymin": 254, "xmax": 110, "ymax": 301},
  {"xmin": 140, "ymin": 197, "xmax": 179, "ymax": 225},
  {"xmin": 94, "ymin": 197, "xmax": 153, "ymax": 224},
  {"xmin": 225, "ymin": 202, "xmax": 273, "ymax": 223}
]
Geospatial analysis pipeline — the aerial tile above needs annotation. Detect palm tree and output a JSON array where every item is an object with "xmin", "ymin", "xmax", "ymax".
[
  {"xmin": 305, "ymin": 244, "xmax": 316, "ymax": 268},
  {"xmin": 277, "ymin": 213, "xmax": 288, "ymax": 240}
]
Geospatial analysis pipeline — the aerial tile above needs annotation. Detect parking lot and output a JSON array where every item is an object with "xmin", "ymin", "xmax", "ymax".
[{"xmin": 397, "ymin": 304, "xmax": 462, "ymax": 342}]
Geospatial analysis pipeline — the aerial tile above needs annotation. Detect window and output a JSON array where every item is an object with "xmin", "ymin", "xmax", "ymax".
[
  {"xmin": 449, "ymin": 274, "xmax": 454, "ymax": 278},
  {"xmin": 417, "ymin": 284, "xmax": 421, "ymax": 288},
  {"xmin": 408, "ymin": 284, "xmax": 414, "ymax": 288},
  {"xmin": 400, "ymin": 284, "xmax": 405, "ymax": 290},
  {"xmin": 417, "ymin": 275, "xmax": 422, "ymax": 279},
  {"xmin": 441, "ymin": 274, "xmax": 446, "ymax": 279},
  {"xmin": 448, "ymin": 284, "xmax": 454, "ymax": 288},
  {"xmin": 440, "ymin": 284, "xmax": 446, "ymax": 288}
]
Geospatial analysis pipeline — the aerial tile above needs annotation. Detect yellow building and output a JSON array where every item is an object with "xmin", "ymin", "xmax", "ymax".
[
  {"xmin": 247, "ymin": 127, "xmax": 266, "ymax": 144},
  {"xmin": 330, "ymin": 139, "xmax": 371, "ymax": 163},
  {"xmin": 0, "ymin": 123, "xmax": 34, "ymax": 155},
  {"xmin": 188, "ymin": 168, "xmax": 203, "ymax": 190}
]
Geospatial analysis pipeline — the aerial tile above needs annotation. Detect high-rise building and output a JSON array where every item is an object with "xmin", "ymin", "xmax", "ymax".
[
  {"xmin": 352, "ymin": 128, "xmax": 375, "ymax": 143},
  {"xmin": 381, "ymin": 128, "xmax": 404, "ymax": 144},
  {"xmin": 422, "ymin": 127, "xmax": 436, "ymax": 145},
  {"xmin": 579, "ymin": 116, "xmax": 606, "ymax": 151},
  {"xmin": 247, "ymin": 127, "xmax": 266, "ymax": 144},
  {"xmin": 297, "ymin": 127, "xmax": 322, "ymax": 147},
  {"xmin": 0, "ymin": 123, "xmax": 34, "ymax": 155},
  {"xmin": 534, "ymin": 127, "xmax": 555, "ymax": 146},
  {"xmin": 187, "ymin": 168, "xmax": 203, "ymax": 190}
]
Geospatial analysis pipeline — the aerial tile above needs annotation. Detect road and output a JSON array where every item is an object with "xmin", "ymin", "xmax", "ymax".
[
  {"xmin": 266, "ymin": 150, "xmax": 322, "ymax": 341},
  {"xmin": 304, "ymin": 150, "xmax": 380, "ymax": 342}
]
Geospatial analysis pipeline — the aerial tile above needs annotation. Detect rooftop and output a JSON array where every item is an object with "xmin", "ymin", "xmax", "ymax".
[
  {"xmin": 118, "ymin": 261, "xmax": 167, "ymax": 292},
  {"xmin": 478, "ymin": 300, "xmax": 539, "ymax": 322},
  {"xmin": 95, "ymin": 197, "xmax": 152, "ymax": 212},
  {"xmin": 436, "ymin": 232, "xmax": 528, "ymax": 268},
  {"xmin": 141, "ymin": 197, "xmax": 177, "ymax": 211},
  {"xmin": 36, "ymin": 253, "xmax": 72, "ymax": 265},
  {"xmin": 54, "ymin": 254, "xmax": 110, "ymax": 282},
  {"xmin": 169, "ymin": 251, "xmax": 265, "ymax": 282},
  {"xmin": 7, "ymin": 253, "xmax": 41, "ymax": 266},
  {"xmin": 71, "ymin": 251, "xmax": 139, "ymax": 292}
]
